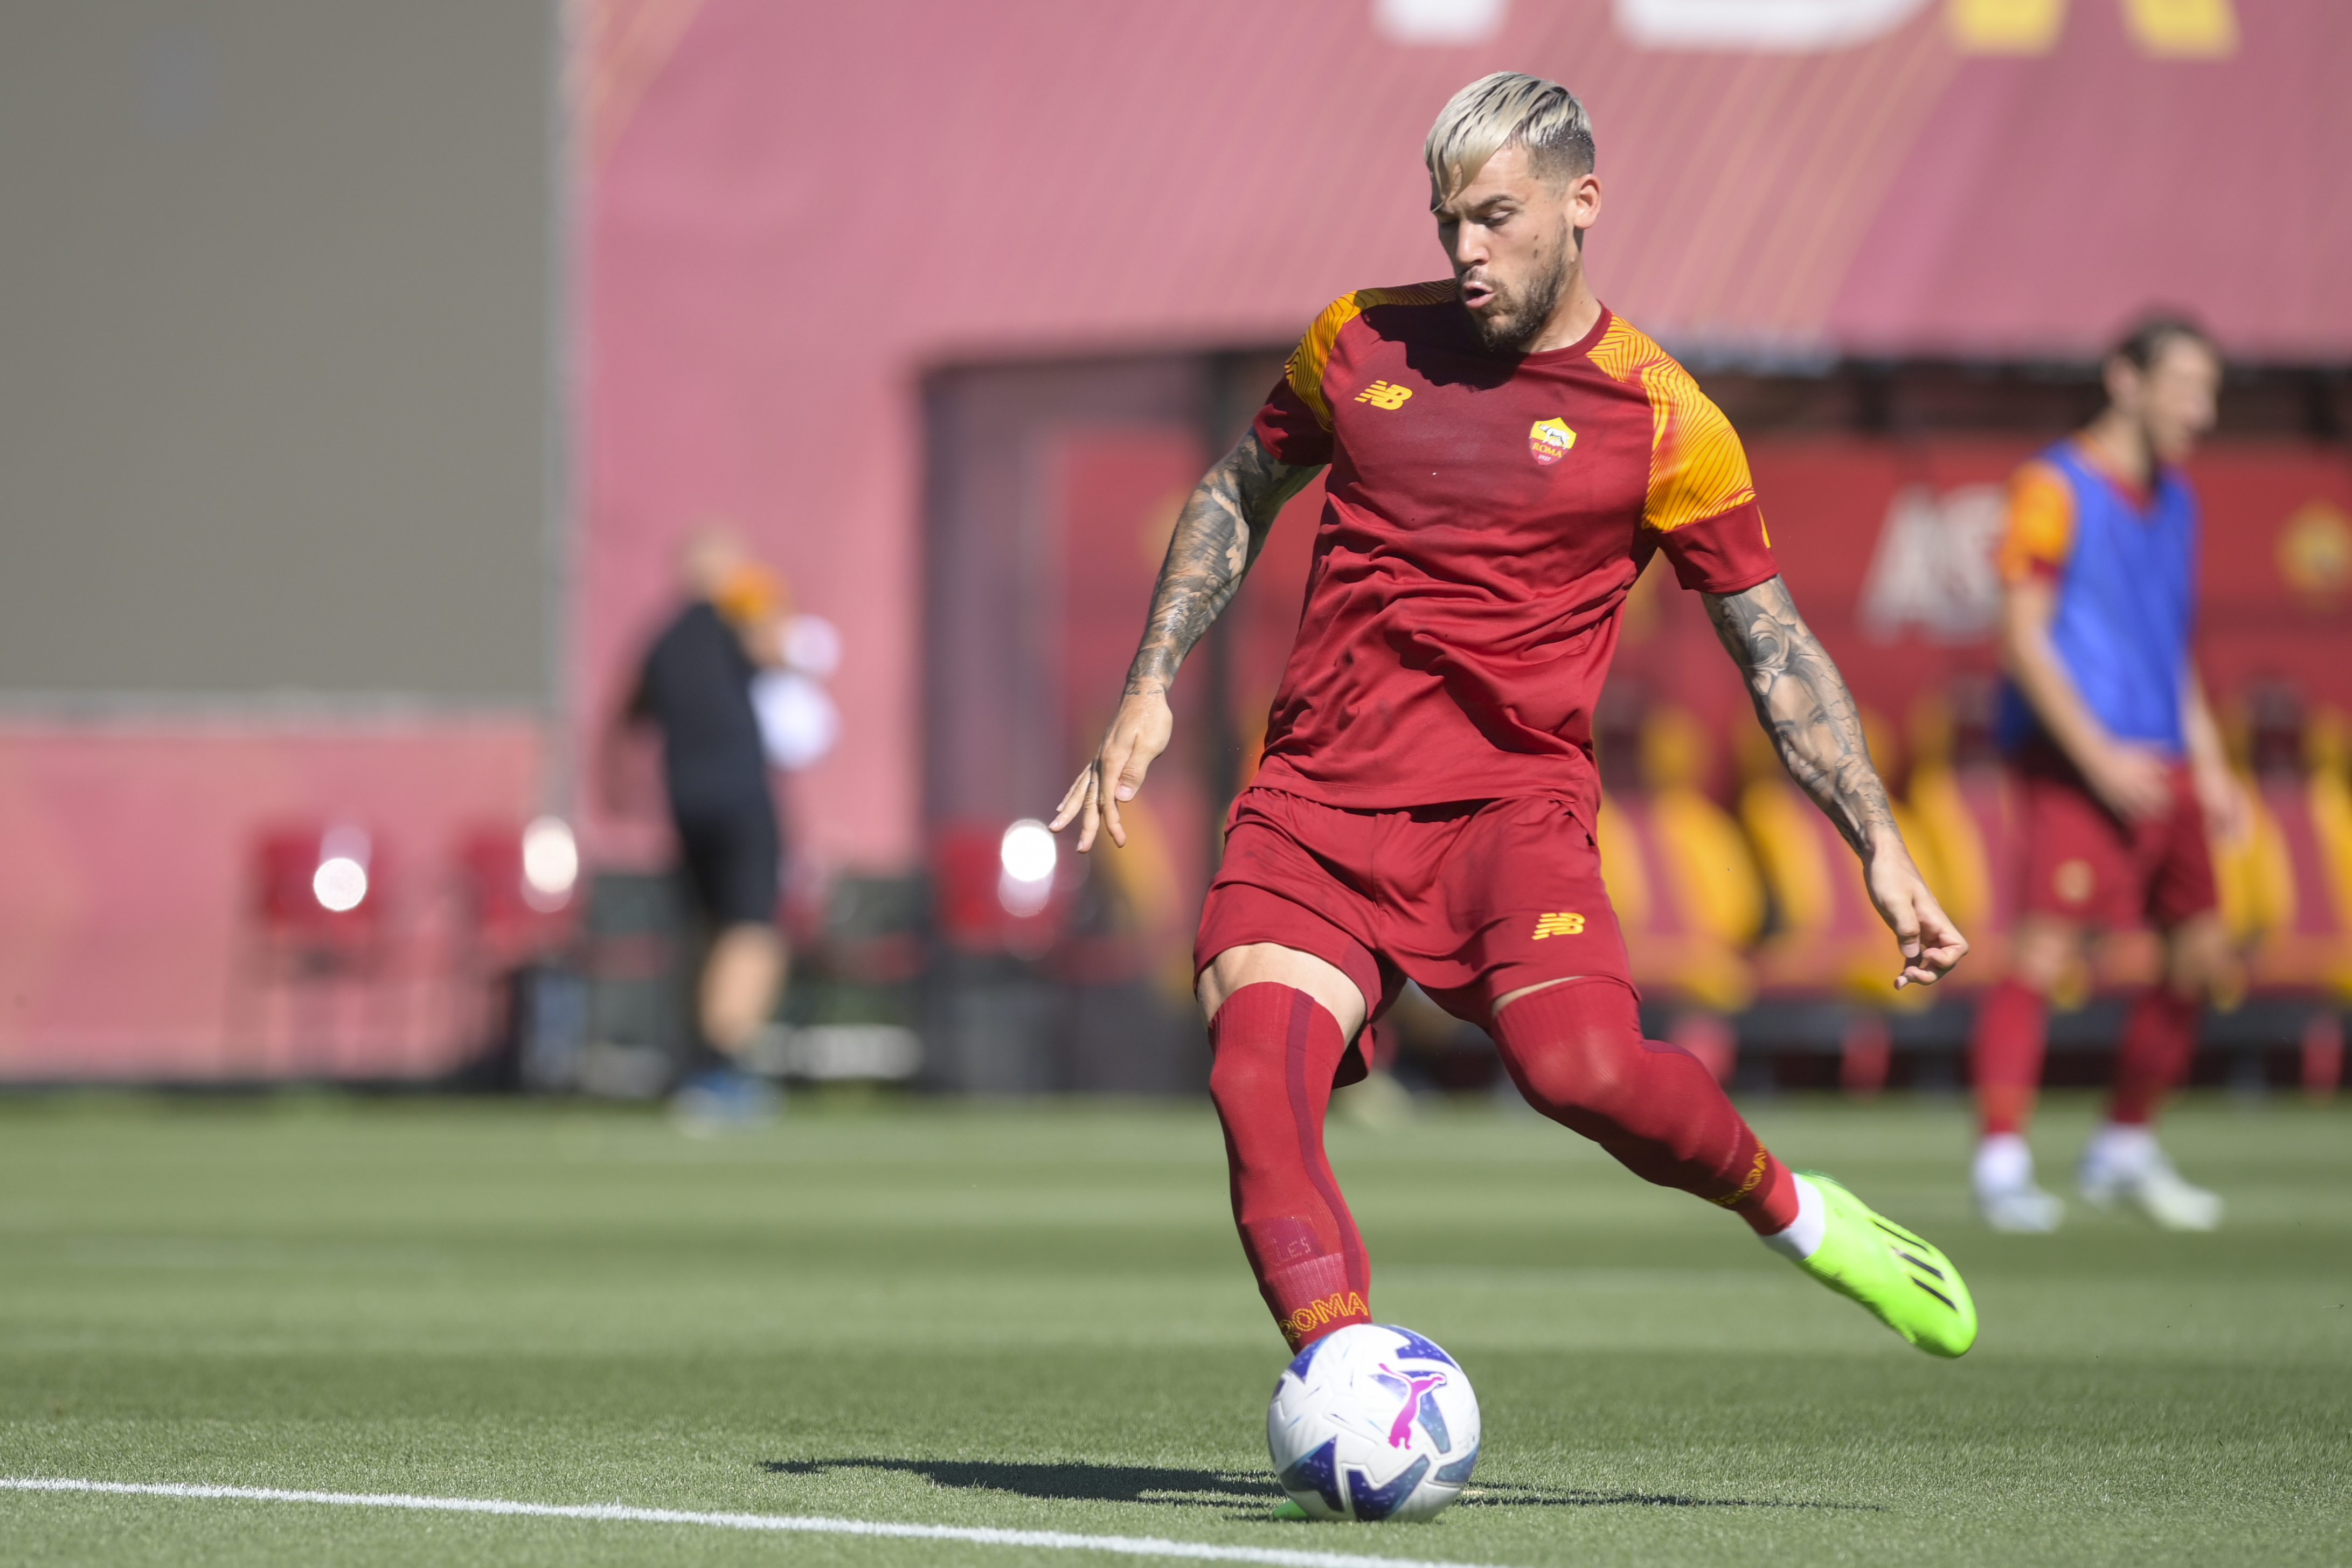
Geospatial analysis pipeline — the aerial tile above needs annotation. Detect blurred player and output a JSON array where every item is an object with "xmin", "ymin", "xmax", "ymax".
[
  {"xmin": 629, "ymin": 531, "xmax": 789, "ymax": 1123},
  {"xmin": 1968, "ymin": 318, "xmax": 2237, "ymax": 1233},
  {"xmin": 1052, "ymin": 73, "xmax": 1978, "ymax": 1359}
]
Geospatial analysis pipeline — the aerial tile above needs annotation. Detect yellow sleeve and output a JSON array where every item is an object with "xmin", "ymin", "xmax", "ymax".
[
  {"xmin": 1282, "ymin": 280, "xmax": 1457, "ymax": 432},
  {"xmin": 1995, "ymin": 460, "xmax": 2076, "ymax": 584},
  {"xmin": 1587, "ymin": 316, "xmax": 1758, "ymax": 533},
  {"xmin": 1644, "ymin": 371, "xmax": 1757, "ymax": 534}
]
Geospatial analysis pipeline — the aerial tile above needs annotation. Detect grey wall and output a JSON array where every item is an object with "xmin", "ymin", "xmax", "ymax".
[{"xmin": 0, "ymin": 0, "xmax": 557, "ymax": 699}]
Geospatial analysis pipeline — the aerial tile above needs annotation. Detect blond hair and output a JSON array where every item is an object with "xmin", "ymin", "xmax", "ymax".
[{"xmin": 1424, "ymin": 72, "xmax": 1594, "ymax": 203}]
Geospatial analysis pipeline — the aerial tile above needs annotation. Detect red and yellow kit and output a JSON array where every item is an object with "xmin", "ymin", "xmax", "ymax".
[
  {"xmin": 1248, "ymin": 283, "xmax": 1778, "ymax": 824},
  {"xmin": 1203, "ymin": 285, "xmax": 1780, "ymax": 1022}
]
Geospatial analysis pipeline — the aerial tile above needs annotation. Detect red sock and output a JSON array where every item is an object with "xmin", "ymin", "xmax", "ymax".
[
  {"xmin": 1208, "ymin": 984, "xmax": 1372, "ymax": 1350},
  {"xmin": 1489, "ymin": 979, "xmax": 1798, "ymax": 1235},
  {"xmin": 2110, "ymin": 987, "xmax": 2200, "ymax": 1126},
  {"xmin": 1970, "ymin": 979, "xmax": 2049, "ymax": 1136}
]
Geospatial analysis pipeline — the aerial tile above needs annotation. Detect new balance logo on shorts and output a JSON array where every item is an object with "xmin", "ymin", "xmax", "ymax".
[
  {"xmin": 1530, "ymin": 911, "xmax": 1586, "ymax": 939},
  {"xmin": 1353, "ymin": 380, "xmax": 1413, "ymax": 409}
]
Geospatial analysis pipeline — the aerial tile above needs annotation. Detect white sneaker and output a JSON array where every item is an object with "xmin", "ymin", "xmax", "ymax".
[
  {"xmin": 2079, "ymin": 1127, "xmax": 2222, "ymax": 1231},
  {"xmin": 1972, "ymin": 1133, "xmax": 2064, "ymax": 1233},
  {"xmin": 1979, "ymin": 1183, "xmax": 2066, "ymax": 1233}
]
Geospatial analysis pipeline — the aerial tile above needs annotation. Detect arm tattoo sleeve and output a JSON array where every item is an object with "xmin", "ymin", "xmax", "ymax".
[
  {"xmin": 1123, "ymin": 431, "xmax": 1320, "ymax": 697},
  {"xmin": 1703, "ymin": 576, "xmax": 1899, "ymax": 856}
]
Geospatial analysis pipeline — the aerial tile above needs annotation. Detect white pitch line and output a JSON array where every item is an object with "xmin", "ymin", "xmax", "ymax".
[{"xmin": 0, "ymin": 1477, "xmax": 1510, "ymax": 1568}]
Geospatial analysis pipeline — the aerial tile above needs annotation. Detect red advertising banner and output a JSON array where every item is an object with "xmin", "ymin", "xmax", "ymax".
[
  {"xmin": 1598, "ymin": 436, "xmax": 2352, "ymax": 778},
  {"xmin": 1205, "ymin": 436, "xmax": 2352, "ymax": 792}
]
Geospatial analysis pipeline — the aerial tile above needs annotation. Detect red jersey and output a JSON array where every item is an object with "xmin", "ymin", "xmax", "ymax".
[{"xmin": 1248, "ymin": 283, "xmax": 1778, "ymax": 822}]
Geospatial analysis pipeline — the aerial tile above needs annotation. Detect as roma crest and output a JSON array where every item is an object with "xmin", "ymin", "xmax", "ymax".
[{"xmin": 1528, "ymin": 418, "xmax": 1576, "ymax": 466}]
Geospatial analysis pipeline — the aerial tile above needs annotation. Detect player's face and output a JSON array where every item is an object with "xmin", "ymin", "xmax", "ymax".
[
  {"xmin": 2141, "ymin": 338, "xmax": 2221, "ymax": 463},
  {"xmin": 1432, "ymin": 145, "xmax": 1598, "ymax": 355},
  {"xmin": 2112, "ymin": 337, "xmax": 2221, "ymax": 464}
]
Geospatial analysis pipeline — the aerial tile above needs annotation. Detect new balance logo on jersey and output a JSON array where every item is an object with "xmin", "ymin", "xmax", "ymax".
[
  {"xmin": 1354, "ymin": 380, "xmax": 1413, "ymax": 410},
  {"xmin": 1531, "ymin": 911, "xmax": 1586, "ymax": 939}
]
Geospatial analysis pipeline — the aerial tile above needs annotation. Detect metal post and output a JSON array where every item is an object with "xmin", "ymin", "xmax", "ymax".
[{"xmin": 540, "ymin": 0, "xmax": 581, "ymax": 819}]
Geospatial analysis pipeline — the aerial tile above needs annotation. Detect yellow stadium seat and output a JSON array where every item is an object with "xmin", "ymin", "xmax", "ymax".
[
  {"xmin": 1737, "ymin": 711, "xmax": 1939, "ymax": 1010},
  {"xmin": 1594, "ymin": 707, "xmax": 1764, "ymax": 1016},
  {"xmin": 1903, "ymin": 695, "xmax": 2013, "ymax": 987},
  {"xmin": 2235, "ymin": 765, "xmax": 2352, "ymax": 1003}
]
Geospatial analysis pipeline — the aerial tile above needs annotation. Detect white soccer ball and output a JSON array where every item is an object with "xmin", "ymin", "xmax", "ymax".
[{"xmin": 1266, "ymin": 1322, "xmax": 1480, "ymax": 1521}]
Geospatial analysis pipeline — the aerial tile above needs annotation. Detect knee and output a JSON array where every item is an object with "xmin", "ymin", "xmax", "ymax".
[
  {"xmin": 1208, "ymin": 1043, "xmax": 1279, "ymax": 1119},
  {"xmin": 1512, "ymin": 1037, "xmax": 1640, "ymax": 1123},
  {"xmin": 2165, "ymin": 915, "xmax": 2233, "ymax": 998},
  {"xmin": 1495, "ymin": 982, "xmax": 1647, "ymax": 1122}
]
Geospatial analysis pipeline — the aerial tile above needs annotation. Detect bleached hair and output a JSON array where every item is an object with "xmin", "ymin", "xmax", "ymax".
[{"xmin": 1424, "ymin": 72, "xmax": 1594, "ymax": 203}]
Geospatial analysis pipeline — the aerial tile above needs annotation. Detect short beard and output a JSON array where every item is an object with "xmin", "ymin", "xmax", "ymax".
[{"xmin": 1465, "ymin": 225, "xmax": 1571, "ymax": 356}]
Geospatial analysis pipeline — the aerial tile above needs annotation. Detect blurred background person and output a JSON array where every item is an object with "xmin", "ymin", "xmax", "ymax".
[
  {"xmin": 625, "ymin": 530, "xmax": 792, "ymax": 1124},
  {"xmin": 1968, "ymin": 316, "xmax": 2243, "ymax": 1233}
]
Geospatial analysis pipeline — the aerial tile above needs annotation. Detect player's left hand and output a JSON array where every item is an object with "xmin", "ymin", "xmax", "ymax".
[
  {"xmin": 2191, "ymin": 761, "xmax": 2252, "ymax": 847},
  {"xmin": 1863, "ymin": 844, "xmax": 1969, "ymax": 989}
]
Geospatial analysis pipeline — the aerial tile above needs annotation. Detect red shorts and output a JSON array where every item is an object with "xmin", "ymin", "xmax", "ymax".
[
  {"xmin": 1195, "ymin": 788, "xmax": 1632, "ymax": 1036},
  {"xmin": 2013, "ymin": 742, "xmax": 2217, "ymax": 929}
]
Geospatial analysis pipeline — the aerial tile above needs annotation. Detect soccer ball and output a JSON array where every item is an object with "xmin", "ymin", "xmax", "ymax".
[{"xmin": 1266, "ymin": 1323, "xmax": 1480, "ymax": 1521}]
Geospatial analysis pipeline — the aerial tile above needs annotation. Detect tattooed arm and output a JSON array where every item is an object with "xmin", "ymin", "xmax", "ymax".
[
  {"xmin": 1050, "ymin": 431, "xmax": 1320, "ymax": 851},
  {"xmin": 1703, "ymin": 575, "xmax": 1969, "ymax": 988}
]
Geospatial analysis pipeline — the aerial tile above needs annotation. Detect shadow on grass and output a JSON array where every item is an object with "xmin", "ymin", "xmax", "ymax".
[
  {"xmin": 759, "ymin": 1459, "xmax": 1879, "ymax": 1514},
  {"xmin": 760, "ymin": 1457, "xmax": 1276, "ymax": 1509},
  {"xmin": 1456, "ymin": 1481, "xmax": 1883, "ymax": 1512}
]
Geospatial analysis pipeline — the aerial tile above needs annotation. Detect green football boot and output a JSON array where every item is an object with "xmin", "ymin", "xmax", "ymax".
[{"xmin": 1792, "ymin": 1171, "xmax": 1977, "ymax": 1357}]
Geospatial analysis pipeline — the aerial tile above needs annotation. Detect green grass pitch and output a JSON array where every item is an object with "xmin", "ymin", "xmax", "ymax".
[{"xmin": 1, "ymin": 1088, "xmax": 2346, "ymax": 1566}]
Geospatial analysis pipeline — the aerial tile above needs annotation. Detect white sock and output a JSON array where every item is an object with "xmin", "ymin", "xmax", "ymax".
[
  {"xmin": 2084, "ymin": 1121, "xmax": 2157, "ymax": 1176},
  {"xmin": 1973, "ymin": 1132, "xmax": 2035, "ymax": 1196},
  {"xmin": 1759, "ymin": 1173, "xmax": 1826, "ymax": 1262}
]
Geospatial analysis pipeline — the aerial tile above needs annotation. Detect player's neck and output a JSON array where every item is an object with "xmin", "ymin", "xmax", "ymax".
[
  {"xmin": 2078, "ymin": 411, "xmax": 2154, "ymax": 491},
  {"xmin": 1520, "ymin": 267, "xmax": 1602, "ymax": 355}
]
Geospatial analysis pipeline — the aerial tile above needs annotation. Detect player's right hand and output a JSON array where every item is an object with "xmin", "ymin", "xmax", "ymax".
[
  {"xmin": 1050, "ymin": 690, "xmax": 1174, "ymax": 852},
  {"xmin": 2084, "ymin": 741, "xmax": 2174, "ymax": 822}
]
